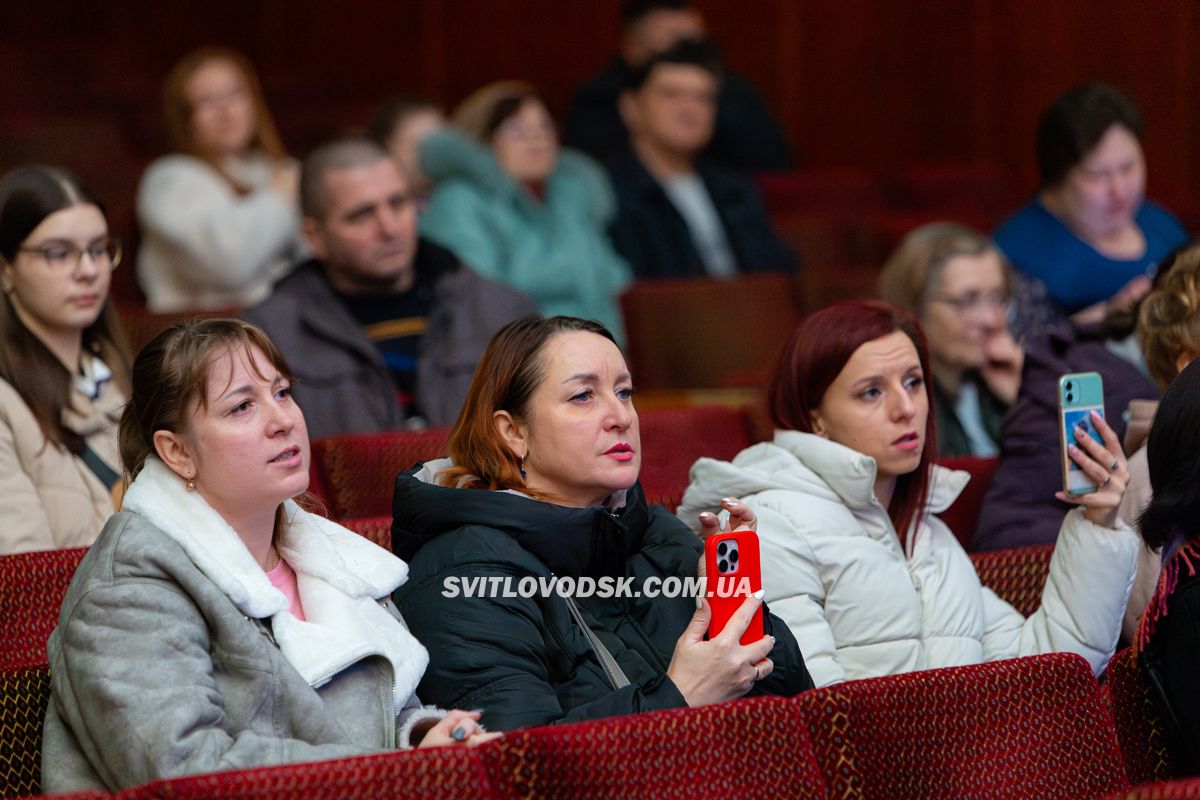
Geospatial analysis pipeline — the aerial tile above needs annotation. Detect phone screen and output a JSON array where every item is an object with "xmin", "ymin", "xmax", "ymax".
[{"xmin": 1062, "ymin": 405, "xmax": 1105, "ymax": 494}]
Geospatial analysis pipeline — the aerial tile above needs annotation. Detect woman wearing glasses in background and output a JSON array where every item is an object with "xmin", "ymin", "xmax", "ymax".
[
  {"xmin": 880, "ymin": 223, "xmax": 1023, "ymax": 457},
  {"xmin": 0, "ymin": 165, "xmax": 131, "ymax": 554}
]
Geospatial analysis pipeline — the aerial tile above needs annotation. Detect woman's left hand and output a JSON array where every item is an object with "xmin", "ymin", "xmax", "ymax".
[
  {"xmin": 697, "ymin": 498, "xmax": 756, "ymax": 578},
  {"xmin": 980, "ymin": 328, "xmax": 1025, "ymax": 406},
  {"xmin": 417, "ymin": 710, "xmax": 503, "ymax": 749},
  {"xmin": 1055, "ymin": 409, "xmax": 1128, "ymax": 530}
]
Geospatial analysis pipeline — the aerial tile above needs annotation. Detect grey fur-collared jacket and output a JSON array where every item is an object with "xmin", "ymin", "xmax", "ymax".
[{"xmin": 42, "ymin": 458, "xmax": 442, "ymax": 793}]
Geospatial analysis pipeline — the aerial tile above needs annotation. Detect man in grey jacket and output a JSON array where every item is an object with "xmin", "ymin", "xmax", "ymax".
[{"xmin": 243, "ymin": 137, "xmax": 537, "ymax": 440}]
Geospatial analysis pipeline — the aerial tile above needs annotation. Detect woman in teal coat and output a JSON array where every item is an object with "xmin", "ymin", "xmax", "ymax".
[{"xmin": 419, "ymin": 81, "xmax": 632, "ymax": 342}]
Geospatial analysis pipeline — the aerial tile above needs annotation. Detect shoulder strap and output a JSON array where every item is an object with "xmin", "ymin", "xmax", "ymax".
[
  {"xmin": 563, "ymin": 594, "xmax": 631, "ymax": 690},
  {"xmin": 79, "ymin": 443, "xmax": 120, "ymax": 490}
]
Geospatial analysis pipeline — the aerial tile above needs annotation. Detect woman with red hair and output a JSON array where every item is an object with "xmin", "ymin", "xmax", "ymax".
[{"xmin": 679, "ymin": 300, "xmax": 1139, "ymax": 688}]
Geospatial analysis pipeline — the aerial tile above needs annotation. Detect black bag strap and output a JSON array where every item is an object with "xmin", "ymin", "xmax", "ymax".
[{"xmin": 79, "ymin": 443, "xmax": 120, "ymax": 490}]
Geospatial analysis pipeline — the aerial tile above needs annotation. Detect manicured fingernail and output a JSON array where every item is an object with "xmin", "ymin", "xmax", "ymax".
[
  {"xmin": 753, "ymin": 589, "xmax": 765, "ymax": 600},
  {"xmin": 722, "ymin": 497, "xmax": 738, "ymax": 506},
  {"xmin": 1091, "ymin": 410, "xmax": 1102, "ymax": 420},
  {"xmin": 451, "ymin": 726, "xmax": 466, "ymax": 741},
  {"xmin": 469, "ymin": 709, "xmax": 485, "ymax": 715},
  {"xmin": 696, "ymin": 595, "xmax": 703, "ymax": 610}
]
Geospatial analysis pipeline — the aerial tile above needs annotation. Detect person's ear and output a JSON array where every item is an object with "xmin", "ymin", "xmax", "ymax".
[
  {"xmin": 493, "ymin": 410, "xmax": 529, "ymax": 460},
  {"xmin": 301, "ymin": 217, "xmax": 328, "ymax": 261},
  {"xmin": 152, "ymin": 429, "xmax": 197, "ymax": 483},
  {"xmin": 1175, "ymin": 350, "xmax": 1200, "ymax": 376},
  {"xmin": 809, "ymin": 410, "xmax": 829, "ymax": 439}
]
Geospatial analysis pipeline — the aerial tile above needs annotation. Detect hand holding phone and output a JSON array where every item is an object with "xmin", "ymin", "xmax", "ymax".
[
  {"xmin": 1056, "ymin": 372, "xmax": 1128, "ymax": 529},
  {"xmin": 705, "ymin": 529, "xmax": 764, "ymax": 645}
]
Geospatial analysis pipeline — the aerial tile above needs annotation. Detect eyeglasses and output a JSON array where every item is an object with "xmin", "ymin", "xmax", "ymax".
[
  {"xmin": 929, "ymin": 290, "xmax": 1008, "ymax": 317},
  {"xmin": 18, "ymin": 237, "xmax": 122, "ymax": 272}
]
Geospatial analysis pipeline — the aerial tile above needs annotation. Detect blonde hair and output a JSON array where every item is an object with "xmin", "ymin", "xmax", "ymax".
[
  {"xmin": 1138, "ymin": 246, "xmax": 1200, "ymax": 391},
  {"xmin": 451, "ymin": 80, "xmax": 539, "ymax": 144},
  {"xmin": 880, "ymin": 222, "xmax": 1010, "ymax": 314}
]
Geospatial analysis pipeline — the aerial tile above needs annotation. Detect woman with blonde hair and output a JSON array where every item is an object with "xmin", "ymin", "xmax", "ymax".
[
  {"xmin": 880, "ymin": 222, "xmax": 1023, "ymax": 457},
  {"xmin": 0, "ymin": 165, "xmax": 130, "ymax": 554},
  {"xmin": 136, "ymin": 46, "xmax": 305, "ymax": 312},
  {"xmin": 418, "ymin": 82, "xmax": 631, "ymax": 341}
]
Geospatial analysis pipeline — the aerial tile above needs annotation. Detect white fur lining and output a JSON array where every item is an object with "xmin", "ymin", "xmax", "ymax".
[{"xmin": 123, "ymin": 457, "xmax": 429, "ymax": 710}]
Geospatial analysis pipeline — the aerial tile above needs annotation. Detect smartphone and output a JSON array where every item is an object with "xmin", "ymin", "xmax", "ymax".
[
  {"xmin": 1058, "ymin": 372, "xmax": 1106, "ymax": 496},
  {"xmin": 704, "ymin": 529, "xmax": 764, "ymax": 646}
]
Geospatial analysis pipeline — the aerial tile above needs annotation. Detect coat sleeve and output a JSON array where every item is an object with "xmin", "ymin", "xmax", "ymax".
[
  {"xmin": 396, "ymin": 557, "xmax": 689, "ymax": 732},
  {"xmin": 979, "ymin": 507, "xmax": 1138, "ymax": 674},
  {"xmin": 48, "ymin": 575, "xmax": 368, "ymax": 790},
  {"xmin": 136, "ymin": 158, "xmax": 300, "ymax": 293},
  {"xmin": 753, "ymin": 503, "xmax": 846, "ymax": 688},
  {"xmin": 0, "ymin": 409, "xmax": 56, "ymax": 554},
  {"xmin": 420, "ymin": 184, "xmax": 509, "ymax": 284}
]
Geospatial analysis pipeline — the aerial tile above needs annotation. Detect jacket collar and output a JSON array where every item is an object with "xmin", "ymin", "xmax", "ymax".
[
  {"xmin": 393, "ymin": 458, "xmax": 647, "ymax": 578},
  {"xmin": 770, "ymin": 430, "xmax": 968, "ymax": 515},
  {"xmin": 123, "ymin": 458, "xmax": 428, "ymax": 705}
]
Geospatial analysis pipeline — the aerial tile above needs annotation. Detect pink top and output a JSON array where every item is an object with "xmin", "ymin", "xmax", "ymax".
[{"xmin": 267, "ymin": 558, "xmax": 307, "ymax": 621}]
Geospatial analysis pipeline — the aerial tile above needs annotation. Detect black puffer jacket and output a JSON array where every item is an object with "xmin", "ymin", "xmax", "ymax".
[{"xmin": 391, "ymin": 460, "xmax": 813, "ymax": 731}]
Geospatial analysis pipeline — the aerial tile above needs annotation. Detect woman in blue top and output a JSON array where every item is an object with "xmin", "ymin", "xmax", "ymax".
[{"xmin": 995, "ymin": 83, "xmax": 1187, "ymax": 334}]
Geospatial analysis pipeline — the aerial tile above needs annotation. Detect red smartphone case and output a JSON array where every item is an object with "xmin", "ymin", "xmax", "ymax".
[{"xmin": 704, "ymin": 529, "xmax": 764, "ymax": 646}]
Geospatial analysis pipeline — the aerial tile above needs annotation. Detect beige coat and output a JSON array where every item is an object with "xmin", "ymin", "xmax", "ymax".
[{"xmin": 0, "ymin": 376, "xmax": 123, "ymax": 554}]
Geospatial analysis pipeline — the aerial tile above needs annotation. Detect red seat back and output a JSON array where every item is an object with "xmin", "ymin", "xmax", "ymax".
[
  {"xmin": 937, "ymin": 455, "xmax": 1000, "ymax": 548},
  {"xmin": 794, "ymin": 653, "xmax": 1128, "ymax": 800},
  {"xmin": 119, "ymin": 747, "xmax": 494, "ymax": 800},
  {"xmin": 968, "ymin": 543, "xmax": 1054, "ymax": 618},
  {"xmin": 0, "ymin": 548, "xmax": 87, "ymax": 670},
  {"xmin": 0, "ymin": 663, "xmax": 53, "ymax": 798},
  {"xmin": 481, "ymin": 695, "xmax": 825, "ymax": 799},
  {"xmin": 340, "ymin": 516, "xmax": 393, "ymax": 551},
  {"xmin": 637, "ymin": 405, "xmax": 755, "ymax": 512},
  {"xmin": 310, "ymin": 428, "xmax": 451, "ymax": 520},
  {"xmin": 1103, "ymin": 646, "xmax": 1175, "ymax": 785}
]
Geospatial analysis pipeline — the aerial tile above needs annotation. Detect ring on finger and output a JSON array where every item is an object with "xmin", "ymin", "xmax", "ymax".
[
  {"xmin": 1100, "ymin": 472, "xmax": 1112, "ymax": 488},
  {"xmin": 753, "ymin": 663, "xmax": 762, "ymax": 681},
  {"xmin": 1109, "ymin": 458, "xmax": 1119, "ymax": 471}
]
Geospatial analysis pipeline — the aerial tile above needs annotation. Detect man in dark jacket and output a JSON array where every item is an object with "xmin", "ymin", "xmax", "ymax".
[
  {"xmin": 565, "ymin": 0, "xmax": 791, "ymax": 171},
  {"xmin": 391, "ymin": 460, "xmax": 814, "ymax": 731},
  {"xmin": 605, "ymin": 40, "xmax": 797, "ymax": 279},
  {"xmin": 243, "ymin": 138, "xmax": 537, "ymax": 439}
]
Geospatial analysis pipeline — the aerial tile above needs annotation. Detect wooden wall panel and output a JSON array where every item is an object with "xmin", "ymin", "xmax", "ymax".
[{"xmin": 0, "ymin": 0, "xmax": 1196, "ymax": 218}]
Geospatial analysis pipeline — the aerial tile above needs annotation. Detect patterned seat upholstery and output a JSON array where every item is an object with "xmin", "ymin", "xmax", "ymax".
[
  {"xmin": 116, "ymin": 747, "xmax": 494, "ymax": 800},
  {"xmin": 968, "ymin": 543, "xmax": 1054, "ymax": 618},
  {"xmin": 480, "ymin": 695, "xmax": 825, "ymax": 799},
  {"xmin": 638, "ymin": 405, "xmax": 754, "ymax": 513},
  {"xmin": 936, "ymin": 455, "xmax": 1000, "ymax": 548},
  {"xmin": 0, "ymin": 548, "xmax": 87, "ymax": 670},
  {"xmin": 310, "ymin": 428, "xmax": 451, "ymax": 519},
  {"xmin": 793, "ymin": 652, "xmax": 1129, "ymax": 800},
  {"xmin": 1097, "ymin": 778, "xmax": 1200, "ymax": 799},
  {"xmin": 340, "ymin": 516, "xmax": 393, "ymax": 551},
  {"xmin": 0, "ymin": 663, "xmax": 51, "ymax": 798},
  {"xmin": 1103, "ymin": 646, "xmax": 1174, "ymax": 785}
]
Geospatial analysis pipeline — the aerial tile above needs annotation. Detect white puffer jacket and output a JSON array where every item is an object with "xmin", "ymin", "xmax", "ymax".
[{"xmin": 677, "ymin": 430, "xmax": 1139, "ymax": 688}]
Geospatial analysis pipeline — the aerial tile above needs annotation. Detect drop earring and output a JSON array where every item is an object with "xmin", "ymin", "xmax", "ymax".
[
  {"xmin": 519, "ymin": 457, "xmax": 527, "ymax": 481},
  {"xmin": 186, "ymin": 474, "xmax": 197, "ymax": 492}
]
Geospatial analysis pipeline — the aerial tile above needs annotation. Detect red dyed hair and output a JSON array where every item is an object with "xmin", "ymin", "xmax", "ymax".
[{"xmin": 766, "ymin": 300, "xmax": 938, "ymax": 543}]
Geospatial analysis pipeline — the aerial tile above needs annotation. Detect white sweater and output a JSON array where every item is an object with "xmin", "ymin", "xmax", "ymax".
[
  {"xmin": 678, "ymin": 430, "xmax": 1139, "ymax": 688},
  {"xmin": 136, "ymin": 153, "xmax": 304, "ymax": 312}
]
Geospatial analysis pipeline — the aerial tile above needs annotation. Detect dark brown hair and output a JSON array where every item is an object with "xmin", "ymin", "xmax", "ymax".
[
  {"xmin": 0, "ymin": 165, "xmax": 132, "ymax": 455},
  {"xmin": 767, "ymin": 300, "xmax": 937, "ymax": 543},
  {"xmin": 1036, "ymin": 82, "xmax": 1144, "ymax": 188},
  {"xmin": 438, "ymin": 316, "xmax": 616, "ymax": 500}
]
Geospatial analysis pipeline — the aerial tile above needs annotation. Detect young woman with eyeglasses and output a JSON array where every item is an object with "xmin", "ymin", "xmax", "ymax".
[
  {"xmin": 0, "ymin": 165, "xmax": 132, "ymax": 554},
  {"xmin": 880, "ymin": 222, "xmax": 1023, "ymax": 457}
]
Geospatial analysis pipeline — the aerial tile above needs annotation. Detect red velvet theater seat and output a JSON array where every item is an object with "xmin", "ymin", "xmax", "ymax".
[
  {"xmin": 968, "ymin": 543, "xmax": 1054, "ymax": 619},
  {"xmin": 793, "ymin": 652, "xmax": 1128, "ymax": 800},
  {"xmin": 340, "ymin": 516, "xmax": 394, "ymax": 551},
  {"xmin": 1103, "ymin": 646, "xmax": 1175, "ymax": 785},
  {"xmin": 116, "ymin": 747, "xmax": 494, "ymax": 800},
  {"xmin": 935, "ymin": 455, "xmax": 1000, "ymax": 548},
  {"xmin": 310, "ymin": 428, "xmax": 451, "ymax": 520},
  {"xmin": 480, "ymin": 695, "xmax": 825, "ymax": 799},
  {"xmin": 0, "ymin": 547, "xmax": 87, "ymax": 670},
  {"xmin": 1098, "ymin": 778, "xmax": 1200, "ymax": 799},
  {"xmin": 0, "ymin": 663, "xmax": 52, "ymax": 799},
  {"xmin": 637, "ymin": 405, "xmax": 755, "ymax": 512}
]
